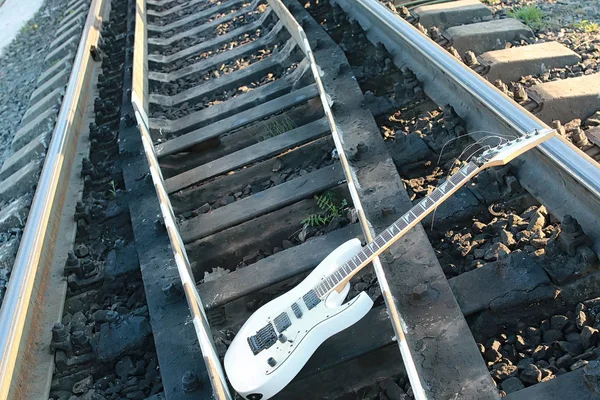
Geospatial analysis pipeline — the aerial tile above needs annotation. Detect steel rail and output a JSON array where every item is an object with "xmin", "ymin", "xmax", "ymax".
[
  {"xmin": 130, "ymin": 0, "xmax": 232, "ymax": 397},
  {"xmin": 0, "ymin": 0, "xmax": 107, "ymax": 396},
  {"xmin": 135, "ymin": 109, "xmax": 233, "ymax": 400},
  {"xmin": 333, "ymin": 0, "xmax": 600, "ymax": 254},
  {"xmin": 267, "ymin": 0, "xmax": 432, "ymax": 398}
]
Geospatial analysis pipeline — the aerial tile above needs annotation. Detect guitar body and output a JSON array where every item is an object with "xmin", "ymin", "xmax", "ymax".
[{"xmin": 224, "ymin": 238, "xmax": 374, "ymax": 400}]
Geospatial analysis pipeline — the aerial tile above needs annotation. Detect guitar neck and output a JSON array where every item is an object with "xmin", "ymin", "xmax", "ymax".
[{"xmin": 314, "ymin": 161, "xmax": 481, "ymax": 297}]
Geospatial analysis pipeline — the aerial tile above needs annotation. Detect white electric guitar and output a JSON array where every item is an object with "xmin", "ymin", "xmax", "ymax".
[{"xmin": 224, "ymin": 129, "xmax": 556, "ymax": 400}]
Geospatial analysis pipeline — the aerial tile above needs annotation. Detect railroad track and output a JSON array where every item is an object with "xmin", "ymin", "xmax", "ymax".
[{"xmin": 1, "ymin": 0, "xmax": 600, "ymax": 399}]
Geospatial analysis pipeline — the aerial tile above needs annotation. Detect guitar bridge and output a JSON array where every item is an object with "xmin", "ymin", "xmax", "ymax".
[{"xmin": 247, "ymin": 323, "xmax": 277, "ymax": 355}]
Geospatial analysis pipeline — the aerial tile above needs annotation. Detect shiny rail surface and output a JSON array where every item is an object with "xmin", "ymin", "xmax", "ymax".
[{"xmin": 0, "ymin": 0, "xmax": 107, "ymax": 396}]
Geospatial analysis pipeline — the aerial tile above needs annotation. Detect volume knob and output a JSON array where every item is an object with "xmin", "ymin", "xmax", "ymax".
[
  {"xmin": 267, "ymin": 357, "xmax": 277, "ymax": 367},
  {"xmin": 278, "ymin": 334, "xmax": 287, "ymax": 343}
]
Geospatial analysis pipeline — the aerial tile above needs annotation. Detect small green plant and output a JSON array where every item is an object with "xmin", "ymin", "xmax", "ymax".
[
  {"xmin": 574, "ymin": 20, "xmax": 600, "ymax": 33},
  {"xmin": 302, "ymin": 192, "xmax": 348, "ymax": 227},
  {"xmin": 250, "ymin": 115, "xmax": 297, "ymax": 143},
  {"xmin": 108, "ymin": 180, "xmax": 117, "ymax": 198},
  {"xmin": 509, "ymin": 5, "xmax": 544, "ymax": 30},
  {"xmin": 20, "ymin": 22, "xmax": 39, "ymax": 35}
]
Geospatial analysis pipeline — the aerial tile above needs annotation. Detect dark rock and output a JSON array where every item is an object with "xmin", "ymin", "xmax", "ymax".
[
  {"xmin": 485, "ymin": 348, "xmax": 502, "ymax": 363},
  {"xmin": 379, "ymin": 377, "xmax": 408, "ymax": 400},
  {"xmin": 557, "ymin": 340, "xmax": 584, "ymax": 356},
  {"xmin": 196, "ymin": 203, "xmax": 210, "ymax": 214},
  {"xmin": 390, "ymin": 133, "xmax": 432, "ymax": 165},
  {"xmin": 501, "ymin": 377, "xmax": 524, "ymax": 393},
  {"xmin": 282, "ymin": 240, "xmax": 293, "ymax": 250},
  {"xmin": 115, "ymin": 356, "xmax": 135, "ymax": 378},
  {"xmin": 75, "ymin": 244, "xmax": 89, "ymax": 257},
  {"xmin": 104, "ymin": 246, "xmax": 139, "ymax": 278},
  {"xmin": 72, "ymin": 375, "xmax": 94, "ymax": 394},
  {"xmin": 550, "ymin": 315, "xmax": 569, "ymax": 331},
  {"xmin": 517, "ymin": 358, "xmax": 534, "ymax": 369},
  {"xmin": 571, "ymin": 359, "xmax": 588, "ymax": 371},
  {"xmin": 491, "ymin": 363, "xmax": 518, "ymax": 380},
  {"xmin": 566, "ymin": 332, "xmax": 581, "ymax": 343},
  {"xmin": 580, "ymin": 326, "xmax": 598, "ymax": 348},
  {"xmin": 532, "ymin": 345, "xmax": 550, "ymax": 361},
  {"xmin": 96, "ymin": 315, "xmax": 151, "ymax": 362},
  {"xmin": 543, "ymin": 329, "xmax": 563, "ymax": 343},
  {"xmin": 556, "ymin": 354, "xmax": 574, "ymax": 369},
  {"xmin": 520, "ymin": 364, "xmax": 542, "ymax": 384},
  {"xmin": 515, "ymin": 335, "xmax": 529, "ymax": 351}
]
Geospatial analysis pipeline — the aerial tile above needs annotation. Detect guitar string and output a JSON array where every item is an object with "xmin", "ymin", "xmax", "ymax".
[
  {"xmin": 316, "ymin": 161, "xmax": 477, "ymax": 299},
  {"xmin": 264, "ymin": 135, "xmax": 513, "ymax": 334},
  {"xmin": 429, "ymin": 133, "xmax": 509, "ymax": 229}
]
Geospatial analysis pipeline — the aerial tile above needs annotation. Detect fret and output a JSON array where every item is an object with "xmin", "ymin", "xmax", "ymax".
[
  {"xmin": 381, "ymin": 230, "xmax": 392, "ymax": 241},
  {"xmin": 348, "ymin": 258, "xmax": 357, "ymax": 269},
  {"xmin": 363, "ymin": 248, "xmax": 372, "ymax": 258},
  {"xmin": 371, "ymin": 241, "xmax": 380, "ymax": 251},
  {"xmin": 376, "ymin": 236, "xmax": 386, "ymax": 247},
  {"xmin": 335, "ymin": 270, "xmax": 342, "ymax": 280},
  {"xmin": 343, "ymin": 263, "xmax": 351, "ymax": 274},
  {"xmin": 316, "ymin": 286, "xmax": 324, "ymax": 297},
  {"xmin": 332, "ymin": 274, "xmax": 339, "ymax": 284},
  {"xmin": 357, "ymin": 253, "xmax": 366, "ymax": 263},
  {"xmin": 324, "ymin": 280, "xmax": 331, "ymax": 290}
]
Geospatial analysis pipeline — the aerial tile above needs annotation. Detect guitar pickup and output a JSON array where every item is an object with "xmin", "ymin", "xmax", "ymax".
[
  {"xmin": 303, "ymin": 290, "xmax": 320, "ymax": 310},
  {"xmin": 274, "ymin": 312, "xmax": 291, "ymax": 333},
  {"xmin": 291, "ymin": 302, "xmax": 303, "ymax": 319}
]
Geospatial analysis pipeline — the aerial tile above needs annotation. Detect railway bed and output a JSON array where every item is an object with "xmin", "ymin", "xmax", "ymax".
[{"xmin": 0, "ymin": 0, "xmax": 600, "ymax": 399}]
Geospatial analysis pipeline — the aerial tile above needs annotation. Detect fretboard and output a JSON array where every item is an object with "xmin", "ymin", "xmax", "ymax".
[{"xmin": 314, "ymin": 161, "xmax": 480, "ymax": 297}]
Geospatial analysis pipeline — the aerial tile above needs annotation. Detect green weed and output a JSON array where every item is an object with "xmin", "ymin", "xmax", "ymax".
[
  {"xmin": 108, "ymin": 180, "xmax": 117, "ymax": 198},
  {"xmin": 574, "ymin": 20, "xmax": 600, "ymax": 33},
  {"xmin": 249, "ymin": 115, "xmax": 297, "ymax": 143},
  {"xmin": 509, "ymin": 5, "xmax": 544, "ymax": 30},
  {"xmin": 302, "ymin": 192, "xmax": 348, "ymax": 227}
]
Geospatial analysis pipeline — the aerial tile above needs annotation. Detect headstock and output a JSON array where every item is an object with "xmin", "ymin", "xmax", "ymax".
[{"xmin": 473, "ymin": 129, "xmax": 556, "ymax": 169}]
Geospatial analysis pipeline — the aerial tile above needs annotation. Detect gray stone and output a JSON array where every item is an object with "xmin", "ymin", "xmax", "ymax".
[
  {"xmin": 0, "ymin": 238, "xmax": 20, "ymax": 272},
  {"xmin": 0, "ymin": 195, "xmax": 31, "ymax": 231},
  {"xmin": 484, "ymin": 242, "xmax": 510, "ymax": 261},
  {"xmin": 72, "ymin": 375, "xmax": 93, "ymax": 394}
]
